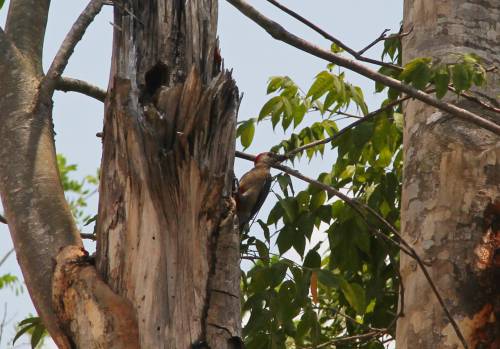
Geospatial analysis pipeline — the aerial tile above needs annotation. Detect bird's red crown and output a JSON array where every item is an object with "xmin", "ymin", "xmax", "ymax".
[{"xmin": 254, "ymin": 152, "xmax": 269, "ymax": 165}]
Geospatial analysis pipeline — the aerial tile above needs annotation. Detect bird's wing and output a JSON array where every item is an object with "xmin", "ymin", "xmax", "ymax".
[{"xmin": 248, "ymin": 173, "xmax": 272, "ymax": 221}]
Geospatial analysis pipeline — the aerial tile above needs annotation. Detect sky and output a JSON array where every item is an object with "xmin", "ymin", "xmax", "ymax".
[{"xmin": 0, "ymin": 1, "xmax": 402, "ymax": 347}]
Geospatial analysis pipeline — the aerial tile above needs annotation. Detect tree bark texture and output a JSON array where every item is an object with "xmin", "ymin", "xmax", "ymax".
[
  {"xmin": 398, "ymin": 0, "xmax": 499, "ymax": 348},
  {"xmin": 95, "ymin": 1, "xmax": 241, "ymax": 348},
  {"xmin": 0, "ymin": 1, "xmax": 81, "ymax": 347}
]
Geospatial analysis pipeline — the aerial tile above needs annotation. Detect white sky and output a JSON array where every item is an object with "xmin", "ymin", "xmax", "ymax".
[{"xmin": 0, "ymin": 1, "xmax": 402, "ymax": 347}]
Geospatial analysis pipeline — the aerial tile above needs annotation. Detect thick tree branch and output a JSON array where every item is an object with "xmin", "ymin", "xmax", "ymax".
[
  {"xmin": 45, "ymin": 0, "xmax": 104, "ymax": 89},
  {"xmin": 265, "ymin": 0, "xmax": 400, "ymax": 70},
  {"xmin": 4, "ymin": 0, "xmax": 50, "ymax": 74},
  {"xmin": 55, "ymin": 77, "xmax": 107, "ymax": 102},
  {"xmin": 235, "ymin": 151, "xmax": 468, "ymax": 348},
  {"xmin": 0, "ymin": 28, "xmax": 24, "ymax": 71},
  {"xmin": 226, "ymin": 0, "xmax": 500, "ymax": 135},
  {"xmin": 0, "ymin": 10, "xmax": 82, "ymax": 347}
]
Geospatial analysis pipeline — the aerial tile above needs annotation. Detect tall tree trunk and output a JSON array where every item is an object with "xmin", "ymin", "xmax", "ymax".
[
  {"xmin": 398, "ymin": 0, "xmax": 499, "ymax": 348},
  {"xmin": 95, "ymin": 1, "xmax": 241, "ymax": 348}
]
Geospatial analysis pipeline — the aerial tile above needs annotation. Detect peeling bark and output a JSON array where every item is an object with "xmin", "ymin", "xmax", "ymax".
[
  {"xmin": 95, "ymin": 1, "xmax": 241, "ymax": 348},
  {"xmin": 398, "ymin": 0, "xmax": 500, "ymax": 348},
  {"xmin": 52, "ymin": 246, "xmax": 139, "ymax": 348}
]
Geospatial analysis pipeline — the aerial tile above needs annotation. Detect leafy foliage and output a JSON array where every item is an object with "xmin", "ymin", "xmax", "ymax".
[
  {"xmin": 377, "ymin": 53, "xmax": 488, "ymax": 99},
  {"xmin": 0, "ymin": 273, "xmax": 21, "ymax": 294},
  {"xmin": 238, "ymin": 64, "xmax": 403, "ymax": 348},
  {"xmin": 235, "ymin": 29, "xmax": 491, "ymax": 345},
  {"xmin": 13, "ymin": 317, "xmax": 47, "ymax": 349},
  {"xmin": 57, "ymin": 154, "xmax": 99, "ymax": 227}
]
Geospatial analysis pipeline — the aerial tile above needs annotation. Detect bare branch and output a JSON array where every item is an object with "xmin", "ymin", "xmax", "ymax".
[
  {"xmin": 45, "ymin": 0, "xmax": 104, "ymax": 87},
  {"xmin": 357, "ymin": 27, "xmax": 412, "ymax": 56},
  {"xmin": 0, "ymin": 303, "xmax": 7, "ymax": 347},
  {"xmin": 265, "ymin": 0, "xmax": 400, "ymax": 70},
  {"xmin": 235, "ymin": 151, "xmax": 468, "ymax": 348},
  {"xmin": 4, "ymin": 0, "xmax": 50, "ymax": 73},
  {"xmin": 80, "ymin": 233, "xmax": 96, "ymax": 240},
  {"xmin": 226, "ymin": 0, "xmax": 500, "ymax": 135},
  {"xmin": 299, "ymin": 330, "xmax": 384, "ymax": 349},
  {"xmin": 0, "ymin": 213, "xmax": 6, "ymax": 224},
  {"xmin": 453, "ymin": 89, "xmax": 500, "ymax": 114},
  {"xmin": 0, "ymin": 249, "xmax": 14, "ymax": 268},
  {"xmin": 357, "ymin": 29, "xmax": 391, "ymax": 56},
  {"xmin": 56, "ymin": 77, "xmax": 107, "ymax": 102}
]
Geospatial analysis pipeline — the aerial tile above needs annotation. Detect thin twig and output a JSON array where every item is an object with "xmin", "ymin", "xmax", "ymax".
[
  {"xmin": 226, "ymin": 0, "xmax": 500, "ymax": 135},
  {"xmin": 452, "ymin": 88, "xmax": 500, "ymax": 114},
  {"xmin": 45, "ymin": 0, "xmax": 104, "ymax": 87},
  {"xmin": 299, "ymin": 330, "xmax": 384, "ymax": 349},
  {"xmin": 235, "ymin": 151, "xmax": 469, "ymax": 348},
  {"xmin": 357, "ymin": 27, "xmax": 413, "ymax": 56},
  {"xmin": 0, "ymin": 303, "xmax": 7, "ymax": 347},
  {"xmin": 357, "ymin": 29, "xmax": 391, "ymax": 56},
  {"xmin": 0, "ymin": 249, "xmax": 14, "ymax": 268},
  {"xmin": 55, "ymin": 77, "xmax": 107, "ymax": 102},
  {"xmin": 265, "ymin": 0, "xmax": 400, "ymax": 70}
]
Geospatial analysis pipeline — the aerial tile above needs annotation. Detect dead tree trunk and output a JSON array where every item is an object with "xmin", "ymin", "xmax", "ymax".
[
  {"xmin": 398, "ymin": 0, "xmax": 499, "ymax": 348},
  {"xmin": 95, "ymin": 1, "xmax": 241, "ymax": 348}
]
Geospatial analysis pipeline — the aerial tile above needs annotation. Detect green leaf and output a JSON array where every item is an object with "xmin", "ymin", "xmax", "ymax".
[
  {"xmin": 349, "ymin": 85, "xmax": 368, "ymax": 115},
  {"xmin": 13, "ymin": 317, "xmax": 41, "ymax": 345},
  {"xmin": 267, "ymin": 202, "xmax": 283, "ymax": 225},
  {"xmin": 277, "ymin": 174, "xmax": 293, "ymax": 196},
  {"xmin": 316, "ymin": 269, "xmax": 340, "ymax": 288},
  {"xmin": 452, "ymin": 63, "xmax": 471, "ymax": 93},
  {"xmin": 267, "ymin": 76, "xmax": 284, "ymax": 94},
  {"xmin": 400, "ymin": 57, "xmax": 432, "ymax": 89},
  {"xmin": 340, "ymin": 281, "xmax": 366, "ymax": 314},
  {"xmin": 307, "ymin": 71, "xmax": 333, "ymax": 100},
  {"xmin": 237, "ymin": 119, "xmax": 255, "ymax": 149},
  {"xmin": 303, "ymin": 250, "xmax": 321, "ymax": 269},
  {"xmin": 0, "ymin": 0, "xmax": 5, "ymax": 9},
  {"xmin": 84, "ymin": 214, "xmax": 98, "ymax": 226},
  {"xmin": 292, "ymin": 230, "xmax": 306, "ymax": 257},
  {"xmin": 259, "ymin": 96, "xmax": 282, "ymax": 121},
  {"xmin": 393, "ymin": 112, "xmax": 404, "ymax": 131},
  {"xmin": 433, "ymin": 65, "xmax": 450, "ymax": 99},
  {"xmin": 257, "ymin": 219, "xmax": 270, "ymax": 242},
  {"xmin": 309, "ymin": 191, "xmax": 326, "ymax": 211},
  {"xmin": 293, "ymin": 103, "xmax": 306, "ymax": 128},
  {"xmin": 279, "ymin": 198, "xmax": 298, "ymax": 223},
  {"xmin": 277, "ymin": 227, "xmax": 294, "ymax": 254},
  {"xmin": 472, "ymin": 66, "xmax": 486, "ymax": 86},
  {"xmin": 30, "ymin": 323, "xmax": 46, "ymax": 349},
  {"xmin": 255, "ymin": 240, "xmax": 269, "ymax": 263}
]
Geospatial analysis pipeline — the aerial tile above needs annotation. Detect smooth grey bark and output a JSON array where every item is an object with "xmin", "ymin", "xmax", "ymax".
[
  {"xmin": 0, "ymin": 1, "xmax": 79, "ymax": 347},
  {"xmin": 398, "ymin": 0, "xmax": 499, "ymax": 348}
]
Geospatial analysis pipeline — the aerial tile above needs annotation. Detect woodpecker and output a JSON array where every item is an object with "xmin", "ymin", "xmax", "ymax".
[{"xmin": 236, "ymin": 152, "xmax": 282, "ymax": 230}]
